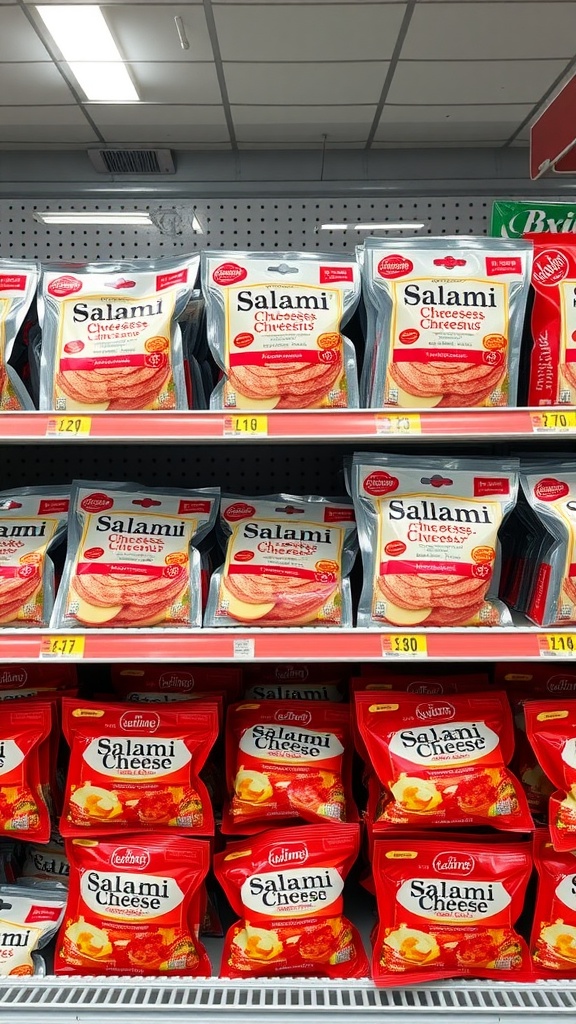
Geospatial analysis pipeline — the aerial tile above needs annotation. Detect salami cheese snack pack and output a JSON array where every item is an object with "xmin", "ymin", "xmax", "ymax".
[
  {"xmin": 372, "ymin": 836, "xmax": 532, "ymax": 985},
  {"xmin": 527, "ymin": 234, "xmax": 576, "ymax": 405},
  {"xmin": 524, "ymin": 700, "xmax": 576, "ymax": 851},
  {"xmin": 0, "ymin": 884, "xmax": 66, "ymax": 976},
  {"xmin": 60, "ymin": 698, "xmax": 218, "ymax": 837},
  {"xmin": 222, "ymin": 700, "xmax": 357, "ymax": 834},
  {"xmin": 20, "ymin": 831, "xmax": 69, "ymax": 887},
  {"xmin": 206, "ymin": 494, "xmax": 356, "ymax": 628},
  {"xmin": 0, "ymin": 260, "xmax": 38, "ymax": 411},
  {"xmin": 362, "ymin": 236, "xmax": 531, "ymax": 408},
  {"xmin": 52, "ymin": 481, "xmax": 219, "ymax": 629},
  {"xmin": 39, "ymin": 255, "xmax": 199, "ymax": 411},
  {"xmin": 0, "ymin": 703, "xmax": 52, "ymax": 842},
  {"xmin": 355, "ymin": 691, "xmax": 533, "ymax": 832},
  {"xmin": 532, "ymin": 830, "xmax": 576, "ymax": 976},
  {"xmin": 111, "ymin": 665, "xmax": 242, "ymax": 704},
  {"xmin": 203, "ymin": 251, "xmax": 360, "ymax": 410},
  {"xmin": 243, "ymin": 664, "xmax": 347, "ymax": 702},
  {"xmin": 0, "ymin": 487, "xmax": 68, "ymax": 627},
  {"xmin": 0, "ymin": 664, "xmax": 76, "ymax": 699},
  {"xmin": 56, "ymin": 835, "xmax": 210, "ymax": 977},
  {"xmin": 216, "ymin": 824, "xmax": 368, "ymax": 979},
  {"xmin": 350, "ymin": 453, "xmax": 517, "ymax": 628},
  {"xmin": 520, "ymin": 462, "xmax": 576, "ymax": 625}
]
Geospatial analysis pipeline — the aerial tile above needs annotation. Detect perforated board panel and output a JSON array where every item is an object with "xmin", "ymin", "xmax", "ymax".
[{"xmin": 0, "ymin": 197, "xmax": 491, "ymax": 260}]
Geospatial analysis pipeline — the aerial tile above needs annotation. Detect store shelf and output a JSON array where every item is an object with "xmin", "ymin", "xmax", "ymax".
[
  {"xmin": 1, "ymin": 408, "xmax": 575, "ymax": 444},
  {"xmin": 1, "ymin": 977, "xmax": 576, "ymax": 1024},
  {"xmin": 0, "ymin": 627, "xmax": 572, "ymax": 662}
]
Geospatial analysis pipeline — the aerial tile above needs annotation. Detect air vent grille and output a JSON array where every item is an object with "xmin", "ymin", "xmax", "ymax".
[{"xmin": 88, "ymin": 149, "xmax": 175, "ymax": 174}]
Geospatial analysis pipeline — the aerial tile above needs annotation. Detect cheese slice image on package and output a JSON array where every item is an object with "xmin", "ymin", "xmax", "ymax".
[
  {"xmin": 349, "ymin": 453, "xmax": 518, "ymax": 628},
  {"xmin": 51, "ymin": 481, "xmax": 218, "ymax": 629},
  {"xmin": 0, "ymin": 259, "xmax": 38, "ymax": 411},
  {"xmin": 0, "ymin": 487, "xmax": 69, "ymax": 627},
  {"xmin": 206, "ymin": 493, "xmax": 357, "ymax": 628},
  {"xmin": 362, "ymin": 237, "xmax": 532, "ymax": 408},
  {"xmin": 202, "ymin": 251, "xmax": 360, "ymax": 410},
  {"xmin": 39, "ymin": 255, "xmax": 199, "ymax": 411},
  {"xmin": 521, "ymin": 462, "xmax": 576, "ymax": 626},
  {"xmin": 524, "ymin": 700, "xmax": 576, "ymax": 852},
  {"xmin": 531, "ymin": 830, "xmax": 576, "ymax": 977}
]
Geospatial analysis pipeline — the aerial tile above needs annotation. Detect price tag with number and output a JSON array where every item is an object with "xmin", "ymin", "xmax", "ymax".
[
  {"xmin": 224, "ymin": 415, "xmax": 268, "ymax": 437},
  {"xmin": 382, "ymin": 633, "xmax": 428, "ymax": 658},
  {"xmin": 46, "ymin": 416, "xmax": 91, "ymax": 438},
  {"xmin": 40, "ymin": 635, "xmax": 85, "ymax": 658},
  {"xmin": 539, "ymin": 633, "xmax": 576, "ymax": 657},
  {"xmin": 375, "ymin": 413, "xmax": 421, "ymax": 436},
  {"xmin": 531, "ymin": 411, "xmax": 576, "ymax": 433}
]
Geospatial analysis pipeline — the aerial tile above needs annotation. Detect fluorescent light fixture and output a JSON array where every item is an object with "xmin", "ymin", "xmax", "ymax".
[
  {"xmin": 34, "ymin": 211, "xmax": 154, "ymax": 226},
  {"xmin": 320, "ymin": 222, "xmax": 425, "ymax": 231},
  {"xmin": 36, "ymin": 5, "xmax": 139, "ymax": 102}
]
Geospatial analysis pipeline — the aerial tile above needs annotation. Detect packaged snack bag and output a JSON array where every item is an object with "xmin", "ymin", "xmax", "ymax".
[
  {"xmin": 532, "ymin": 830, "xmax": 576, "ymax": 976},
  {"xmin": 60, "ymin": 698, "xmax": 218, "ymax": 837},
  {"xmin": 524, "ymin": 700, "xmax": 576, "ymax": 851},
  {"xmin": 0, "ymin": 703, "xmax": 52, "ymax": 842},
  {"xmin": 372, "ymin": 836, "xmax": 532, "ymax": 985},
  {"xmin": 111, "ymin": 664, "xmax": 242, "ymax": 704},
  {"xmin": 203, "ymin": 251, "xmax": 360, "ymax": 410},
  {"xmin": 0, "ymin": 884, "xmax": 66, "ymax": 976},
  {"xmin": 0, "ymin": 260, "xmax": 38, "ymax": 411},
  {"xmin": 520, "ymin": 462, "xmax": 576, "ymax": 625},
  {"xmin": 0, "ymin": 487, "xmax": 68, "ymax": 627},
  {"xmin": 526, "ymin": 234, "xmax": 576, "ymax": 405},
  {"xmin": 362, "ymin": 237, "xmax": 532, "ymax": 408},
  {"xmin": 20, "ymin": 831, "xmax": 69, "ymax": 887},
  {"xmin": 0, "ymin": 664, "xmax": 77, "ymax": 700},
  {"xmin": 216, "ymin": 823, "xmax": 368, "ymax": 979},
  {"xmin": 52, "ymin": 481, "xmax": 218, "ymax": 628},
  {"xmin": 222, "ymin": 700, "xmax": 356, "ymax": 834},
  {"xmin": 39, "ymin": 255, "xmax": 199, "ymax": 411},
  {"xmin": 243, "ymin": 664, "xmax": 347, "ymax": 702},
  {"xmin": 355, "ymin": 691, "xmax": 533, "ymax": 832},
  {"xmin": 56, "ymin": 835, "xmax": 210, "ymax": 976},
  {"xmin": 349, "ymin": 453, "xmax": 517, "ymax": 627},
  {"xmin": 206, "ymin": 494, "xmax": 356, "ymax": 628}
]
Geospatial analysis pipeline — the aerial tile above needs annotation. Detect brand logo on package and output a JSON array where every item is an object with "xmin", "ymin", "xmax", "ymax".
[
  {"xmin": 432, "ymin": 852, "xmax": 475, "ymax": 875},
  {"xmin": 547, "ymin": 675, "xmax": 576, "ymax": 694},
  {"xmin": 377, "ymin": 254, "xmax": 413, "ymax": 280},
  {"xmin": 0, "ymin": 669, "xmax": 27, "ymax": 687},
  {"xmin": 268, "ymin": 843, "xmax": 308, "ymax": 867},
  {"xmin": 415, "ymin": 701, "xmax": 455, "ymax": 722},
  {"xmin": 534, "ymin": 477, "xmax": 570, "ymax": 502},
  {"xmin": 111, "ymin": 847, "xmax": 151, "ymax": 870},
  {"xmin": 363, "ymin": 471, "xmax": 399, "ymax": 497},
  {"xmin": 81, "ymin": 492, "xmax": 114, "ymax": 514},
  {"xmin": 159, "ymin": 672, "xmax": 194, "ymax": 691},
  {"xmin": 120, "ymin": 711, "xmax": 161, "ymax": 733},
  {"xmin": 224, "ymin": 502, "xmax": 256, "ymax": 522},
  {"xmin": 48, "ymin": 275, "xmax": 83, "ymax": 298},
  {"xmin": 274, "ymin": 709, "xmax": 312, "ymax": 726},
  {"xmin": 532, "ymin": 249, "xmax": 570, "ymax": 288},
  {"xmin": 212, "ymin": 262, "xmax": 248, "ymax": 286}
]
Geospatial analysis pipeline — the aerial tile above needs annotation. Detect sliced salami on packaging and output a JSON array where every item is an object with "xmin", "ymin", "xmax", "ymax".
[
  {"xmin": 527, "ymin": 234, "xmax": 576, "ymax": 405},
  {"xmin": 39, "ymin": 255, "xmax": 199, "ymax": 411},
  {"xmin": 0, "ymin": 703, "xmax": 52, "ymax": 842},
  {"xmin": 362, "ymin": 236, "xmax": 532, "ymax": 409},
  {"xmin": 206, "ymin": 493, "xmax": 357, "ymax": 628},
  {"xmin": 215, "ymin": 824, "xmax": 368, "ymax": 979},
  {"xmin": 222, "ymin": 700, "xmax": 357, "ymax": 834},
  {"xmin": 52, "ymin": 481, "xmax": 218, "ymax": 628},
  {"xmin": 349, "ymin": 453, "xmax": 517, "ymax": 628},
  {"xmin": 532, "ymin": 830, "xmax": 576, "ymax": 976},
  {"xmin": 56, "ymin": 835, "xmax": 210, "ymax": 976},
  {"xmin": 202, "ymin": 251, "xmax": 360, "ymax": 410},
  {"xmin": 60, "ymin": 698, "xmax": 219, "ymax": 837},
  {"xmin": 372, "ymin": 836, "xmax": 532, "ymax": 985},
  {"xmin": 0, "ymin": 260, "xmax": 38, "ymax": 411},
  {"xmin": 0, "ymin": 487, "xmax": 68, "ymax": 627}
]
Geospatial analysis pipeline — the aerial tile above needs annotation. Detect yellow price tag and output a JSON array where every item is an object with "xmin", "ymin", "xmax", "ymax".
[
  {"xmin": 224, "ymin": 415, "xmax": 268, "ymax": 437},
  {"xmin": 531, "ymin": 411, "xmax": 576, "ymax": 433},
  {"xmin": 40, "ymin": 635, "xmax": 85, "ymax": 658},
  {"xmin": 382, "ymin": 633, "xmax": 428, "ymax": 657},
  {"xmin": 375, "ymin": 413, "xmax": 421, "ymax": 436},
  {"xmin": 46, "ymin": 416, "xmax": 92, "ymax": 438},
  {"xmin": 539, "ymin": 633, "xmax": 576, "ymax": 656}
]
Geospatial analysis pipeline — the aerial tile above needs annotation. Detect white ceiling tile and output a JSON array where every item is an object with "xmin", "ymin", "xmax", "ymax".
[
  {"xmin": 233, "ymin": 107, "xmax": 372, "ymax": 143},
  {"xmin": 0, "ymin": 7, "xmax": 53, "ymax": 60},
  {"xmin": 86, "ymin": 102, "xmax": 227, "ymax": 126},
  {"xmin": 214, "ymin": 3, "xmax": 406, "ymax": 61},
  {"xmin": 27, "ymin": 0, "xmax": 202, "ymax": 4},
  {"xmin": 372, "ymin": 140, "xmax": 508, "ymax": 149},
  {"xmin": 0, "ymin": 62, "xmax": 76, "ymax": 103},
  {"xmin": 127, "ymin": 62, "xmax": 221, "ymax": 103},
  {"xmin": 0, "ymin": 104, "xmax": 87, "ymax": 125},
  {"xmin": 224, "ymin": 62, "xmax": 387, "ymax": 105},
  {"xmin": 388, "ymin": 59, "xmax": 568, "ymax": 104},
  {"xmin": 375, "ymin": 121, "xmax": 512, "ymax": 143},
  {"xmin": 378, "ymin": 103, "xmax": 533, "ymax": 128},
  {"xmin": 104, "ymin": 5, "xmax": 213, "ymax": 62},
  {"xmin": 0, "ymin": 121, "xmax": 97, "ymax": 143},
  {"xmin": 403, "ymin": 3, "xmax": 576, "ymax": 60},
  {"xmin": 100, "ymin": 122, "xmax": 230, "ymax": 143}
]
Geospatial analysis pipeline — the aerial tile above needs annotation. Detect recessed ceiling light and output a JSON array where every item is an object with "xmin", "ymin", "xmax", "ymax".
[
  {"xmin": 34, "ymin": 211, "xmax": 154, "ymax": 225},
  {"xmin": 36, "ymin": 5, "xmax": 139, "ymax": 102},
  {"xmin": 320, "ymin": 222, "xmax": 426, "ymax": 231}
]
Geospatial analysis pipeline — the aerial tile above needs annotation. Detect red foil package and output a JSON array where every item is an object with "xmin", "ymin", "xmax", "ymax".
[
  {"xmin": 525, "ymin": 700, "xmax": 576, "ymax": 851},
  {"xmin": 532, "ymin": 829, "xmax": 576, "ymax": 976},
  {"xmin": 215, "ymin": 824, "xmax": 368, "ymax": 979},
  {"xmin": 0, "ymin": 703, "xmax": 52, "ymax": 842},
  {"xmin": 111, "ymin": 664, "xmax": 242, "ymax": 705},
  {"xmin": 527, "ymin": 234, "xmax": 576, "ymax": 405}
]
